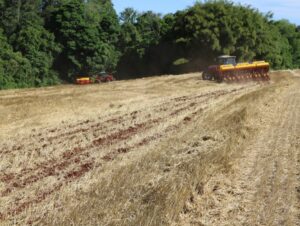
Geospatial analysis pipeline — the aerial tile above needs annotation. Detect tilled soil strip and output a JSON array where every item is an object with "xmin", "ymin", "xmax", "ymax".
[
  {"xmin": 0, "ymin": 87, "xmax": 247, "ymax": 221},
  {"xmin": 0, "ymin": 89, "xmax": 235, "ymax": 188},
  {"xmin": 1, "ymin": 97, "xmax": 208, "ymax": 222},
  {"xmin": 0, "ymin": 88, "xmax": 242, "ymax": 155}
]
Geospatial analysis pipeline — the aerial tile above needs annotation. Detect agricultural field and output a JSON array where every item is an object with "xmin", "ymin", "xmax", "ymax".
[{"xmin": 0, "ymin": 71, "xmax": 299, "ymax": 225}]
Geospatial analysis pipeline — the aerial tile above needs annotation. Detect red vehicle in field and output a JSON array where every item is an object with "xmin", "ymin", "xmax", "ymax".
[
  {"xmin": 75, "ymin": 72, "xmax": 116, "ymax": 85},
  {"xmin": 94, "ymin": 72, "xmax": 115, "ymax": 83}
]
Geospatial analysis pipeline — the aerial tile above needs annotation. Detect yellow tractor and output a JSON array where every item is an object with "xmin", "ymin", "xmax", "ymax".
[{"xmin": 203, "ymin": 55, "xmax": 270, "ymax": 82}]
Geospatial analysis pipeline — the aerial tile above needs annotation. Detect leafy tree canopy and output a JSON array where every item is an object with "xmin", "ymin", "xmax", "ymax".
[{"xmin": 0, "ymin": 0, "xmax": 299, "ymax": 89}]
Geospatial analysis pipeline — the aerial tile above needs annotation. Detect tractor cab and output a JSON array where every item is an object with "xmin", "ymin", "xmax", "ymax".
[{"xmin": 217, "ymin": 55, "xmax": 236, "ymax": 66}]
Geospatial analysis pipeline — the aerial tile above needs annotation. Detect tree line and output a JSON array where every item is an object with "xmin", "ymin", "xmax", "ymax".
[{"xmin": 0, "ymin": 0, "xmax": 299, "ymax": 89}]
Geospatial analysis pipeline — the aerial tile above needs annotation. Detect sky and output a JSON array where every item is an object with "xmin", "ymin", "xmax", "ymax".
[{"xmin": 112, "ymin": 0, "xmax": 300, "ymax": 25}]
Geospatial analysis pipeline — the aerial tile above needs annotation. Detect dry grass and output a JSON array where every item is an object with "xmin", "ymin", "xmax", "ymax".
[{"xmin": 0, "ymin": 71, "xmax": 299, "ymax": 225}]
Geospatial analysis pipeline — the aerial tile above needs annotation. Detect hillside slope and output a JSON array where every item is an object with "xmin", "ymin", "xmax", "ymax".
[{"xmin": 0, "ymin": 71, "xmax": 299, "ymax": 225}]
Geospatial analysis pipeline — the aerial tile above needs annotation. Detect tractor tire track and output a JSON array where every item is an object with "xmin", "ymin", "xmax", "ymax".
[
  {"xmin": 176, "ymin": 79, "xmax": 300, "ymax": 226},
  {"xmin": 245, "ymin": 89, "xmax": 300, "ymax": 226}
]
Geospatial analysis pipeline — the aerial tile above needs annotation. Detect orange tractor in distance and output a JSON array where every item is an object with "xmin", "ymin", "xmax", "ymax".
[
  {"xmin": 76, "ymin": 72, "xmax": 115, "ymax": 85},
  {"xmin": 202, "ymin": 55, "xmax": 270, "ymax": 82}
]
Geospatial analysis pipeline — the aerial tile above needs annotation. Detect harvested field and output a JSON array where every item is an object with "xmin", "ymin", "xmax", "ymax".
[{"xmin": 0, "ymin": 71, "xmax": 299, "ymax": 225}]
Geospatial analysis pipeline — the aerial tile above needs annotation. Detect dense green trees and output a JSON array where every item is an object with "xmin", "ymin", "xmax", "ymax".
[
  {"xmin": 275, "ymin": 20, "xmax": 300, "ymax": 68},
  {"xmin": 0, "ymin": 0, "xmax": 299, "ymax": 89},
  {"xmin": 117, "ymin": 1, "xmax": 300, "ymax": 78},
  {"xmin": 0, "ymin": 0, "xmax": 60, "ymax": 88},
  {"xmin": 0, "ymin": 29, "xmax": 32, "ymax": 88},
  {"xmin": 44, "ymin": 0, "xmax": 120, "ymax": 80},
  {"xmin": 117, "ymin": 9, "xmax": 170, "ymax": 77}
]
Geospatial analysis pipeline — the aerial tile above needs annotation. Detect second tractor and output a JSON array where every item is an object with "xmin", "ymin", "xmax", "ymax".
[{"xmin": 203, "ymin": 55, "xmax": 270, "ymax": 82}]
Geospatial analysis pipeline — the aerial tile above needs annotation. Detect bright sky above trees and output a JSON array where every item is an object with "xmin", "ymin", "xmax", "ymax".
[{"xmin": 112, "ymin": 0, "xmax": 300, "ymax": 25}]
